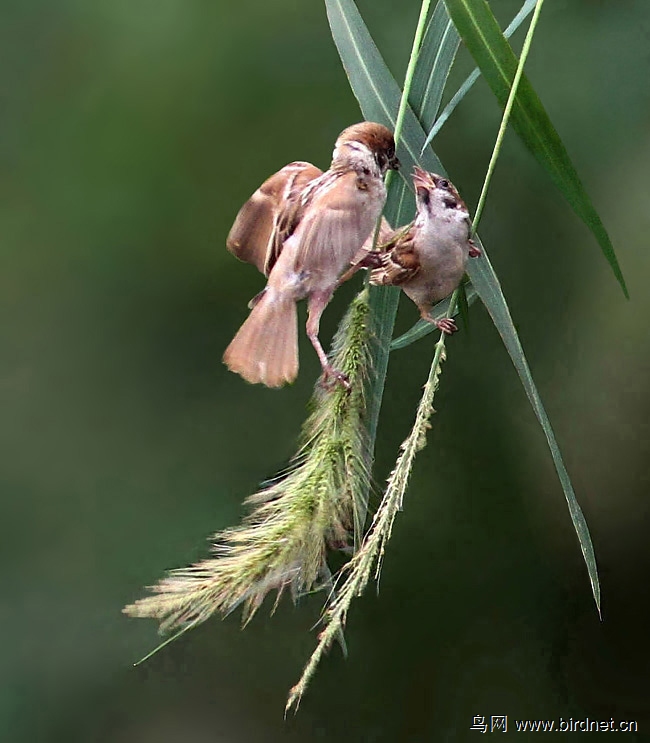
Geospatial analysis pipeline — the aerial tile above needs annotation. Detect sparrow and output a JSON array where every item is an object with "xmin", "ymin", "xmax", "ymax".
[
  {"xmin": 223, "ymin": 122, "xmax": 399, "ymax": 388},
  {"xmin": 370, "ymin": 167, "xmax": 480, "ymax": 334}
]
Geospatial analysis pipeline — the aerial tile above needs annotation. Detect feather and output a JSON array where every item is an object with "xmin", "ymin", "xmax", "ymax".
[
  {"xmin": 223, "ymin": 290, "xmax": 298, "ymax": 388},
  {"xmin": 292, "ymin": 170, "xmax": 384, "ymax": 281},
  {"xmin": 226, "ymin": 162, "xmax": 322, "ymax": 276},
  {"xmin": 370, "ymin": 227, "xmax": 421, "ymax": 286}
]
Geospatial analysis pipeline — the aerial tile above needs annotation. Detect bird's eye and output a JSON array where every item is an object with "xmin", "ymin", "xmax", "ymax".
[{"xmin": 438, "ymin": 178, "xmax": 450, "ymax": 190}]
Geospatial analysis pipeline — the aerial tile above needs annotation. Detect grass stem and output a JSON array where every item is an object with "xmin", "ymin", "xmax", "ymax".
[{"xmin": 472, "ymin": 0, "xmax": 546, "ymax": 232}]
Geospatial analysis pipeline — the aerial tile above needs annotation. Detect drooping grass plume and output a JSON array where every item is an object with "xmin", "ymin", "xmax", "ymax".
[
  {"xmin": 286, "ymin": 318, "xmax": 450, "ymax": 714},
  {"xmin": 124, "ymin": 290, "xmax": 373, "ymax": 632}
]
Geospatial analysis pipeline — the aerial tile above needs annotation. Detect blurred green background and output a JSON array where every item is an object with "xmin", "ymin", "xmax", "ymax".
[{"xmin": 2, "ymin": 0, "xmax": 649, "ymax": 740}]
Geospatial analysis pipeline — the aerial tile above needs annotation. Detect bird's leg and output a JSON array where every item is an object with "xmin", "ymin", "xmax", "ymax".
[
  {"xmin": 336, "ymin": 241, "xmax": 388, "ymax": 288},
  {"xmin": 335, "ymin": 263, "xmax": 363, "ymax": 288},
  {"xmin": 336, "ymin": 252, "xmax": 383, "ymax": 288},
  {"xmin": 306, "ymin": 290, "xmax": 350, "ymax": 390},
  {"xmin": 420, "ymin": 307, "xmax": 458, "ymax": 335},
  {"xmin": 354, "ymin": 250, "xmax": 384, "ymax": 269}
]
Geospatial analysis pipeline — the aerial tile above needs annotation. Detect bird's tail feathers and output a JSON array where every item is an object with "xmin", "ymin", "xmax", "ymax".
[{"xmin": 223, "ymin": 292, "xmax": 298, "ymax": 387}]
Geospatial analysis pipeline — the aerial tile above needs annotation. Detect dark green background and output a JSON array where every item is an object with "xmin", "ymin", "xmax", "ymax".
[{"xmin": 2, "ymin": 1, "xmax": 649, "ymax": 740}]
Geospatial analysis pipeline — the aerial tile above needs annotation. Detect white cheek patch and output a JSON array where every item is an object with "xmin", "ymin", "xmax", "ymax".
[{"xmin": 344, "ymin": 141, "xmax": 372, "ymax": 157}]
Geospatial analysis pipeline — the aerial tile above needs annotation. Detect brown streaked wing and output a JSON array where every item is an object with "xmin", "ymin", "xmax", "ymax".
[
  {"xmin": 370, "ymin": 228, "xmax": 420, "ymax": 286},
  {"xmin": 291, "ymin": 170, "xmax": 377, "ymax": 276},
  {"xmin": 269, "ymin": 169, "xmax": 325, "ymax": 275},
  {"xmin": 226, "ymin": 161, "xmax": 322, "ymax": 276}
]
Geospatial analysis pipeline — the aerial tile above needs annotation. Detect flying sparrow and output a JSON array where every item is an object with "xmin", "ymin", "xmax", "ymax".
[
  {"xmin": 223, "ymin": 122, "xmax": 399, "ymax": 388},
  {"xmin": 370, "ymin": 167, "xmax": 480, "ymax": 334}
]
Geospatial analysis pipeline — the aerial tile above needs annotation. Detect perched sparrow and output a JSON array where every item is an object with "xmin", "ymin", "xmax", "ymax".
[
  {"xmin": 370, "ymin": 167, "xmax": 480, "ymax": 334},
  {"xmin": 224, "ymin": 122, "xmax": 399, "ymax": 388}
]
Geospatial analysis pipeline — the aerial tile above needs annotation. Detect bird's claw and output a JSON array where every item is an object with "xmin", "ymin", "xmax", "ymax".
[
  {"xmin": 356, "ymin": 250, "xmax": 384, "ymax": 269},
  {"xmin": 468, "ymin": 240, "xmax": 482, "ymax": 258},
  {"xmin": 435, "ymin": 318, "xmax": 458, "ymax": 335},
  {"xmin": 320, "ymin": 365, "xmax": 351, "ymax": 392}
]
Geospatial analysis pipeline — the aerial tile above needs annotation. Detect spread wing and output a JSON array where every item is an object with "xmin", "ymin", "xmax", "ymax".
[
  {"xmin": 369, "ymin": 225, "xmax": 421, "ymax": 286},
  {"xmin": 291, "ymin": 170, "xmax": 382, "ymax": 277},
  {"xmin": 226, "ymin": 161, "xmax": 323, "ymax": 276}
]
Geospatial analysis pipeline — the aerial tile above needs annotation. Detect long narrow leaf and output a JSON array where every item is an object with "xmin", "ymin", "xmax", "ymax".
[
  {"xmin": 443, "ymin": 0, "xmax": 627, "ymax": 298},
  {"xmin": 422, "ymin": 0, "xmax": 538, "ymax": 148},
  {"xmin": 325, "ymin": 0, "xmax": 599, "ymax": 611},
  {"xmin": 466, "ymin": 245, "xmax": 600, "ymax": 614},
  {"xmin": 411, "ymin": 1, "xmax": 461, "ymax": 125}
]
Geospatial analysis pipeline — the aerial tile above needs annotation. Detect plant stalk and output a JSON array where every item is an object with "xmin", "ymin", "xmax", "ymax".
[
  {"xmin": 472, "ymin": 0, "xmax": 546, "ymax": 232},
  {"xmin": 365, "ymin": 0, "xmax": 433, "ymax": 458}
]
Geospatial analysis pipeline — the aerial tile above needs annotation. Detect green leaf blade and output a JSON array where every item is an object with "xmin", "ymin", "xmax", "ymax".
[
  {"xmin": 411, "ymin": 1, "xmax": 460, "ymax": 126},
  {"xmin": 423, "ymin": 0, "xmax": 538, "ymax": 147},
  {"xmin": 465, "ymin": 243, "xmax": 601, "ymax": 615},
  {"xmin": 442, "ymin": 0, "xmax": 627, "ymax": 298}
]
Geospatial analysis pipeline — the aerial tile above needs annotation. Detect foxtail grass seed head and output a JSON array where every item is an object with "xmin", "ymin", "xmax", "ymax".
[{"xmin": 124, "ymin": 290, "xmax": 373, "ymax": 633}]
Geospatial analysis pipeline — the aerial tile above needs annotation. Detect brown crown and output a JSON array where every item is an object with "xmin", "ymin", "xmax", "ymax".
[{"xmin": 336, "ymin": 122, "xmax": 396, "ymax": 155}]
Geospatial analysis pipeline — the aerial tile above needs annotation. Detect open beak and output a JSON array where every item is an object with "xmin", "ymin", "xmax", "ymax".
[{"xmin": 412, "ymin": 166, "xmax": 433, "ymax": 192}]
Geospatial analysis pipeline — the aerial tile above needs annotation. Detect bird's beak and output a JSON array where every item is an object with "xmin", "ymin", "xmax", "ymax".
[{"xmin": 412, "ymin": 166, "xmax": 432, "ymax": 189}]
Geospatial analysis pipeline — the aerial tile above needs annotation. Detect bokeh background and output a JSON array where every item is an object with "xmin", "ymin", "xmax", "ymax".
[{"xmin": 2, "ymin": 0, "xmax": 649, "ymax": 740}]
